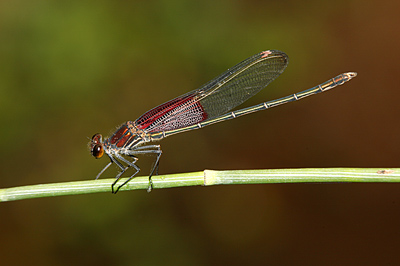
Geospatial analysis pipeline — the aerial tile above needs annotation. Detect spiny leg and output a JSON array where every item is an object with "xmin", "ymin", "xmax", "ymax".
[
  {"xmin": 111, "ymin": 167, "xmax": 129, "ymax": 193},
  {"xmin": 94, "ymin": 155, "xmax": 127, "ymax": 193},
  {"xmin": 147, "ymin": 150, "xmax": 162, "ymax": 193},
  {"xmin": 114, "ymin": 162, "xmax": 140, "ymax": 194},
  {"xmin": 124, "ymin": 144, "xmax": 162, "ymax": 193},
  {"xmin": 95, "ymin": 161, "xmax": 113, "ymax": 180},
  {"xmin": 112, "ymin": 154, "xmax": 139, "ymax": 194},
  {"xmin": 108, "ymin": 154, "xmax": 132, "ymax": 194}
]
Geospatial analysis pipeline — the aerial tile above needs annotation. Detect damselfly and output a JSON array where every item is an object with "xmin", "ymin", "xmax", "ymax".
[{"xmin": 90, "ymin": 50, "xmax": 357, "ymax": 193}]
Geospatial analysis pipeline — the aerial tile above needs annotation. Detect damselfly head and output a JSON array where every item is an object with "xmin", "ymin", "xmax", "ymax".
[{"xmin": 90, "ymin": 133, "xmax": 104, "ymax": 159}]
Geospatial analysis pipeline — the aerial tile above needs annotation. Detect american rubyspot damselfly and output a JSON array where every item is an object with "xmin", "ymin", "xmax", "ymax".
[{"xmin": 90, "ymin": 50, "xmax": 357, "ymax": 193}]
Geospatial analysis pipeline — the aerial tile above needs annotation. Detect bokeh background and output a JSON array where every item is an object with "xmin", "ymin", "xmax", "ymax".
[{"xmin": 1, "ymin": 0, "xmax": 400, "ymax": 265}]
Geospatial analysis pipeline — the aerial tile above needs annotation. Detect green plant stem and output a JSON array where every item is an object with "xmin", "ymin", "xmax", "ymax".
[{"xmin": 1, "ymin": 168, "xmax": 399, "ymax": 202}]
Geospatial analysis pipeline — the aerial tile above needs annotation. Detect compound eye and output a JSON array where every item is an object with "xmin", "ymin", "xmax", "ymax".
[
  {"xmin": 91, "ymin": 133, "xmax": 103, "ymax": 144},
  {"xmin": 92, "ymin": 144, "xmax": 104, "ymax": 159}
]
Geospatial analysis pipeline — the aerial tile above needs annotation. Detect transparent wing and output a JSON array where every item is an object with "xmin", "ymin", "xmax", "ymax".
[{"xmin": 135, "ymin": 50, "xmax": 288, "ymax": 133}]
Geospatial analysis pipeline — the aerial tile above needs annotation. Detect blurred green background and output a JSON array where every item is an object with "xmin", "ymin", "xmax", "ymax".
[{"xmin": 1, "ymin": 0, "xmax": 400, "ymax": 265}]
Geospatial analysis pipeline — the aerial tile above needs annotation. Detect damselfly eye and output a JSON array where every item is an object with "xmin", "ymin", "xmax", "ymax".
[
  {"xmin": 91, "ymin": 133, "xmax": 103, "ymax": 144},
  {"xmin": 92, "ymin": 144, "xmax": 104, "ymax": 159}
]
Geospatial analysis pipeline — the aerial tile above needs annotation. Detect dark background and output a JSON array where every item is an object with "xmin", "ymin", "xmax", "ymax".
[{"xmin": 1, "ymin": 0, "xmax": 400, "ymax": 265}]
